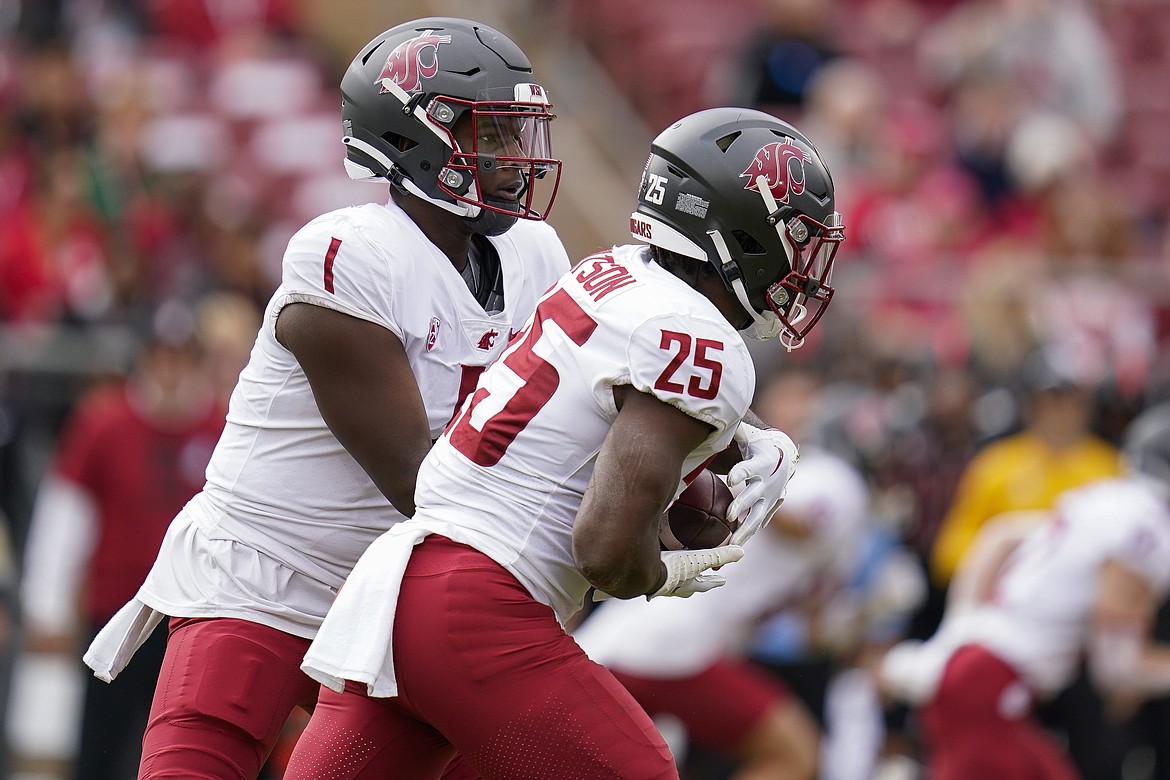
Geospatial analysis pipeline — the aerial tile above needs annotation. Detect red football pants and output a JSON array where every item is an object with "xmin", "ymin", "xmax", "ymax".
[
  {"xmin": 611, "ymin": 658, "xmax": 790, "ymax": 752},
  {"xmin": 921, "ymin": 644, "xmax": 1078, "ymax": 780},
  {"xmin": 284, "ymin": 535, "xmax": 679, "ymax": 780},
  {"xmin": 138, "ymin": 616, "xmax": 319, "ymax": 779}
]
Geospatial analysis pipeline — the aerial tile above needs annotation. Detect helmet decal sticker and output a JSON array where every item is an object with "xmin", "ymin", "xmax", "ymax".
[
  {"xmin": 377, "ymin": 30, "xmax": 452, "ymax": 94},
  {"xmin": 674, "ymin": 192, "xmax": 709, "ymax": 218},
  {"xmin": 740, "ymin": 140, "xmax": 809, "ymax": 205}
]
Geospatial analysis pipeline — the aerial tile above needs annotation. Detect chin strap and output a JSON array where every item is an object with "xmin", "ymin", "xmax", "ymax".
[
  {"xmin": 708, "ymin": 229, "xmax": 784, "ymax": 342},
  {"xmin": 400, "ymin": 177, "xmax": 481, "ymax": 218}
]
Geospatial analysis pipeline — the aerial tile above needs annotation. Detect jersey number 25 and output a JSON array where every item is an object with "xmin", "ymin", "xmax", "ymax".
[{"xmin": 448, "ymin": 289, "xmax": 725, "ymax": 467}]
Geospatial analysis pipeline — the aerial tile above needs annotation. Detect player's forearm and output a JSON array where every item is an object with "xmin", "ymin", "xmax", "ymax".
[
  {"xmin": 574, "ymin": 512, "xmax": 667, "ymax": 598},
  {"xmin": 1090, "ymin": 630, "xmax": 1170, "ymax": 696}
]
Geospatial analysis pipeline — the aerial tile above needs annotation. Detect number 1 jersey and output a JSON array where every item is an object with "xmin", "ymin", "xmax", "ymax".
[{"xmin": 173, "ymin": 197, "xmax": 568, "ymax": 599}]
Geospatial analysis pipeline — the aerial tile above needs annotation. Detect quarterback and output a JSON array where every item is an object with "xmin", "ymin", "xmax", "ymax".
[{"xmin": 83, "ymin": 17, "xmax": 569, "ymax": 778}]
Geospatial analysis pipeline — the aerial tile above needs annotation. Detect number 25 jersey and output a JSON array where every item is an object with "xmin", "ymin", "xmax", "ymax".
[{"xmin": 414, "ymin": 244, "xmax": 756, "ymax": 622}]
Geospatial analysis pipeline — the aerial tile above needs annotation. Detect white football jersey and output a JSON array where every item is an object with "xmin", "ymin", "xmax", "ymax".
[
  {"xmin": 952, "ymin": 476, "xmax": 1170, "ymax": 694},
  {"xmin": 410, "ymin": 244, "xmax": 756, "ymax": 622},
  {"xmin": 574, "ymin": 449, "xmax": 870, "ymax": 676},
  {"xmin": 144, "ymin": 197, "xmax": 569, "ymax": 610}
]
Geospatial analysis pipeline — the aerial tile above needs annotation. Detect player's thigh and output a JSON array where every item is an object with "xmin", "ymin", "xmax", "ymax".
[
  {"xmin": 922, "ymin": 645, "xmax": 1075, "ymax": 780},
  {"xmin": 394, "ymin": 540, "xmax": 677, "ymax": 780},
  {"xmin": 283, "ymin": 681, "xmax": 456, "ymax": 780},
  {"xmin": 613, "ymin": 658, "xmax": 798, "ymax": 756},
  {"xmin": 140, "ymin": 617, "xmax": 319, "ymax": 779}
]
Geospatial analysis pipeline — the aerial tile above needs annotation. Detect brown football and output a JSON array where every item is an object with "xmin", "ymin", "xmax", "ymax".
[{"xmin": 660, "ymin": 469, "xmax": 738, "ymax": 550}]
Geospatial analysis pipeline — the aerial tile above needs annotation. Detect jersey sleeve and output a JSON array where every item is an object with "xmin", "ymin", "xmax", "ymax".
[
  {"xmin": 625, "ymin": 313, "xmax": 754, "ymax": 446},
  {"xmin": 1092, "ymin": 482, "xmax": 1170, "ymax": 598},
  {"xmin": 275, "ymin": 214, "xmax": 402, "ymax": 340}
]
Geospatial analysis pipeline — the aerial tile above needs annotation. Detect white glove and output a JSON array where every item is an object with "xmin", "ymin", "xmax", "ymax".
[
  {"xmin": 592, "ymin": 545, "xmax": 745, "ymax": 601},
  {"xmin": 726, "ymin": 423, "xmax": 799, "ymax": 546}
]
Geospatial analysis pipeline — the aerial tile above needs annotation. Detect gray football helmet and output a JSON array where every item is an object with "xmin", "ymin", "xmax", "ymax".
[
  {"xmin": 340, "ymin": 17, "xmax": 561, "ymax": 231},
  {"xmin": 1122, "ymin": 403, "xmax": 1170, "ymax": 494},
  {"xmin": 629, "ymin": 108, "xmax": 844, "ymax": 349}
]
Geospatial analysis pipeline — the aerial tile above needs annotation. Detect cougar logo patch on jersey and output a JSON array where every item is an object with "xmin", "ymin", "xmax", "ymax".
[
  {"xmin": 427, "ymin": 317, "xmax": 441, "ymax": 352},
  {"xmin": 740, "ymin": 140, "xmax": 809, "ymax": 205},
  {"xmin": 377, "ymin": 30, "xmax": 452, "ymax": 94},
  {"xmin": 477, "ymin": 329, "xmax": 499, "ymax": 350}
]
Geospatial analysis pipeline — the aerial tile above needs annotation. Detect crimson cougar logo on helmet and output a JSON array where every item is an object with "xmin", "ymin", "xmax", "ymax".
[
  {"xmin": 740, "ymin": 140, "xmax": 810, "ymax": 205},
  {"xmin": 377, "ymin": 30, "xmax": 452, "ymax": 94}
]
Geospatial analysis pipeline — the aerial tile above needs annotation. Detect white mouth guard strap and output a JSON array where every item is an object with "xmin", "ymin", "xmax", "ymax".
[{"xmin": 708, "ymin": 229, "xmax": 767, "ymax": 327}]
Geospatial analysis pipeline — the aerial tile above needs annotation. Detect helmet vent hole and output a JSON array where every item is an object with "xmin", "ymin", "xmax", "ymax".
[
  {"xmin": 381, "ymin": 132, "xmax": 418, "ymax": 153},
  {"xmin": 730, "ymin": 230, "xmax": 766, "ymax": 255},
  {"xmin": 361, "ymin": 40, "xmax": 386, "ymax": 66},
  {"xmin": 715, "ymin": 131, "xmax": 740, "ymax": 152}
]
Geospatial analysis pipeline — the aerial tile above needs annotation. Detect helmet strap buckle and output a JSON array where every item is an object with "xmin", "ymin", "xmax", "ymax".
[{"xmin": 402, "ymin": 91, "xmax": 427, "ymax": 116}]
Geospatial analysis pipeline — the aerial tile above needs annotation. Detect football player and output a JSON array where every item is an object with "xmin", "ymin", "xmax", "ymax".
[
  {"xmin": 83, "ymin": 17, "xmax": 570, "ymax": 778},
  {"xmin": 283, "ymin": 107, "xmax": 845, "ymax": 779},
  {"xmin": 879, "ymin": 403, "xmax": 1170, "ymax": 780}
]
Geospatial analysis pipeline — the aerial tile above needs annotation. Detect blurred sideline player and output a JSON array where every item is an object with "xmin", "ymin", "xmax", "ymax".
[
  {"xmin": 19, "ymin": 299, "xmax": 231, "ymax": 780},
  {"xmin": 283, "ymin": 107, "xmax": 844, "ymax": 778},
  {"xmin": 879, "ymin": 402, "xmax": 1170, "ymax": 780},
  {"xmin": 83, "ymin": 17, "xmax": 571, "ymax": 779},
  {"xmin": 574, "ymin": 444, "xmax": 869, "ymax": 780}
]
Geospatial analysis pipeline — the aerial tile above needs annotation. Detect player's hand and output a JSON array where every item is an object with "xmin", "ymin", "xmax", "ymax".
[
  {"xmin": 650, "ymin": 545, "xmax": 745, "ymax": 598},
  {"xmin": 592, "ymin": 545, "xmax": 745, "ymax": 602},
  {"xmin": 726, "ymin": 423, "xmax": 799, "ymax": 546}
]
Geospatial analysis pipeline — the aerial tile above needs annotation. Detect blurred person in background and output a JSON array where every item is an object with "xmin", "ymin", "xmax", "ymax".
[
  {"xmin": 17, "ymin": 297, "xmax": 227, "ymax": 779},
  {"xmin": 744, "ymin": 367, "xmax": 927, "ymax": 780},
  {"xmin": 0, "ymin": 147, "xmax": 117, "ymax": 326},
  {"xmin": 879, "ymin": 401, "xmax": 1170, "ymax": 780},
  {"xmin": 931, "ymin": 349, "xmax": 1123, "ymax": 586},
  {"xmin": 918, "ymin": 0, "xmax": 1122, "ymax": 147},
  {"xmin": 81, "ymin": 17, "xmax": 570, "ymax": 779},
  {"xmin": 731, "ymin": 0, "xmax": 842, "ymax": 118},
  {"xmin": 929, "ymin": 348, "xmax": 1132, "ymax": 779}
]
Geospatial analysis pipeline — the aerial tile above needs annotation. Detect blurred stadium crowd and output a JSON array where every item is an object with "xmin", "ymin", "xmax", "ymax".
[{"xmin": 0, "ymin": 0, "xmax": 1167, "ymax": 778}]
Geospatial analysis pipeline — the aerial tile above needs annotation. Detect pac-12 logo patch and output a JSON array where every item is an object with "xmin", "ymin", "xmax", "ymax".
[
  {"xmin": 427, "ymin": 317, "xmax": 441, "ymax": 351},
  {"xmin": 377, "ymin": 30, "xmax": 452, "ymax": 94},
  {"xmin": 740, "ymin": 140, "xmax": 809, "ymax": 205}
]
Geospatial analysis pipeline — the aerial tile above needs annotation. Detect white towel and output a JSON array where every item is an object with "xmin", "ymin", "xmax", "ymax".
[
  {"xmin": 82, "ymin": 598, "xmax": 166, "ymax": 682},
  {"xmin": 301, "ymin": 524, "xmax": 431, "ymax": 698}
]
